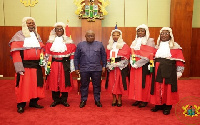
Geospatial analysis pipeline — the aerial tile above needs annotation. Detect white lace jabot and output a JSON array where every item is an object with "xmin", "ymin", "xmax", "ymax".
[
  {"xmin": 50, "ymin": 36, "xmax": 67, "ymax": 52},
  {"xmin": 23, "ymin": 32, "xmax": 40, "ymax": 47},
  {"xmin": 155, "ymin": 41, "xmax": 172, "ymax": 58}
]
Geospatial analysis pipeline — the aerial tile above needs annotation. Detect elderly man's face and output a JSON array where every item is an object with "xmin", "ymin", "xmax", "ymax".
[
  {"xmin": 55, "ymin": 26, "xmax": 64, "ymax": 37},
  {"xmin": 160, "ymin": 30, "xmax": 171, "ymax": 42},
  {"xmin": 137, "ymin": 28, "xmax": 146, "ymax": 37},
  {"xmin": 26, "ymin": 19, "xmax": 35, "ymax": 32},
  {"xmin": 85, "ymin": 32, "xmax": 95, "ymax": 43},
  {"xmin": 112, "ymin": 31, "xmax": 120, "ymax": 42}
]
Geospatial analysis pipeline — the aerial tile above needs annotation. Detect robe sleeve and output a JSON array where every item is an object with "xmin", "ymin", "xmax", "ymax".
[{"xmin": 11, "ymin": 50, "xmax": 25, "ymax": 73}]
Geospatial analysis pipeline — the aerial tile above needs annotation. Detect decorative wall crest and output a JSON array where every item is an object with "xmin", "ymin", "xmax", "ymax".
[
  {"xmin": 74, "ymin": 0, "xmax": 109, "ymax": 22},
  {"xmin": 20, "ymin": 0, "xmax": 38, "ymax": 7}
]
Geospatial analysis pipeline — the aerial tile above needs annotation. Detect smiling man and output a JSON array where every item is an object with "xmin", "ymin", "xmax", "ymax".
[
  {"xmin": 74, "ymin": 30, "xmax": 106, "ymax": 108},
  {"xmin": 150, "ymin": 27, "xmax": 185, "ymax": 115},
  {"xmin": 45, "ymin": 22, "xmax": 76, "ymax": 108},
  {"xmin": 9, "ymin": 17, "xmax": 45, "ymax": 114}
]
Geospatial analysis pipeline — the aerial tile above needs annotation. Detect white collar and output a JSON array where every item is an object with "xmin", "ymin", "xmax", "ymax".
[
  {"xmin": 50, "ymin": 36, "xmax": 67, "ymax": 53},
  {"xmin": 23, "ymin": 32, "xmax": 40, "ymax": 48}
]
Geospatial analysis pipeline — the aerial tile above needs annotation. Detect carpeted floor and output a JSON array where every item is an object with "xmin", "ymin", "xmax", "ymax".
[{"xmin": 0, "ymin": 79, "xmax": 199, "ymax": 125}]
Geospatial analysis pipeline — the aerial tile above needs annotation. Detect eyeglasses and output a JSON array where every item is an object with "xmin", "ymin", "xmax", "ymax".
[
  {"xmin": 160, "ymin": 32, "xmax": 170, "ymax": 35},
  {"xmin": 55, "ymin": 28, "xmax": 64, "ymax": 32}
]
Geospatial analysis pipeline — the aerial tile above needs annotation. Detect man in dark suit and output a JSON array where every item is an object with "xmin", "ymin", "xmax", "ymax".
[{"xmin": 74, "ymin": 30, "xmax": 106, "ymax": 108}]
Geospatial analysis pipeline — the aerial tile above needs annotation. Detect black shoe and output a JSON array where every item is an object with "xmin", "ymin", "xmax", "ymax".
[
  {"xmin": 95, "ymin": 101, "xmax": 102, "ymax": 107},
  {"xmin": 163, "ymin": 110, "xmax": 170, "ymax": 115},
  {"xmin": 151, "ymin": 107, "xmax": 159, "ymax": 112},
  {"xmin": 61, "ymin": 102, "xmax": 70, "ymax": 107},
  {"xmin": 112, "ymin": 101, "xmax": 117, "ymax": 107},
  {"xmin": 138, "ymin": 102, "xmax": 148, "ymax": 108},
  {"xmin": 50, "ymin": 101, "xmax": 60, "ymax": 107},
  {"xmin": 80, "ymin": 101, "xmax": 86, "ymax": 108},
  {"xmin": 29, "ymin": 104, "xmax": 44, "ymax": 108},
  {"xmin": 151, "ymin": 105, "xmax": 164, "ymax": 112},
  {"xmin": 132, "ymin": 101, "xmax": 141, "ymax": 106},
  {"xmin": 17, "ymin": 107, "xmax": 24, "ymax": 114},
  {"xmin": 117, "ymin": 102, "xmax": 122, "ymax": 107}
]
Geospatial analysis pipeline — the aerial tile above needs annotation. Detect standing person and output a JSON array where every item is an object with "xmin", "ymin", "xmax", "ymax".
[
  {"xmin": 150, "ymin": 27, "xmax": 185, "ymax": 115},
  {"xmin": 45, "ymin": 22, "xmax": 76, "ymax": 107},
  {"xmin": 105, "ymin": 28, "xmax": 130, "ymax": 107},
  {"xmin": 9, "ymin": 17, "xmax": 45, "ymax": 114},
  {"xmin": 74, "ymin": 30, "xmax": 106, "ymax": 108},
  {"xmin": 128, "ymin": 24, "xmax": 155, "ymax": 108}
]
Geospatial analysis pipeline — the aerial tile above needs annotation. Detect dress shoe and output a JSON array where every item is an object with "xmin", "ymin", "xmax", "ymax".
[
  {"xmin": 163, "ymin": 110, "xmax": 170, "ymax": 115},
  {"xmin": 29, "ymin": 104, "xmax": 44, "ymax": 108},
  {"xmin": 138, "ymin": 102, "xmax": 148, "ymax": 108},
  {"xmin": 50, "ymin": 101, "xmax": 60, "ymax": 107},
  {"xmin": 151, "ymin": 105, "xmax": 164, "ymax": 112},
  {"xmin": 61, "ymin": 102, "xmax": 70, "ymax": 107},
  {"xmin": 117, "ymin": 103, "xmax": 122, "ymax": 107},
  {"xmin": 151, "ymin": 107, "xmax": 160, "ymax": 112},
  {"xmin": 17, "ymin": 107, "xmax": 24, "ymax": 114},
  {"xmin": 95, "ymin": 101, "xmax": 102, "ymax": 107},
  {"xmin": 112, "ymin": 101, "xmax": 117, "ymax": 107},
  {"xmin": 132, "ymin": 101, "xmax": 141, "ymax": 106},
  {"xmin": 80, "ymin": 101, "xmax": 86, "ymax": 108}
]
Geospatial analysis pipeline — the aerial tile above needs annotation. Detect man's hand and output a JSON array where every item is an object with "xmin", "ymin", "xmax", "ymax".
[
  {"xmin": 19, "ymin": 71, "xmax": 24, "ymax": 75},
  {"xmin": 75, "ymin": 70, "xmax": 80, "ymax": 75},
  {"xmin": 102, "ymin": 67, "xmax": 106, "ymax": 74},
  {"xmin": 177, "ymin": 72, "xmax": 182, "ymax": 79}
]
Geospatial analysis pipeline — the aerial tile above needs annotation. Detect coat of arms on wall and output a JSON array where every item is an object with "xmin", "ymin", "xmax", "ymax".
[
  {"xmin": 74, "ymin": 0, "xmax": 109, "ymax": 22},
  {"xmin": 20, "ymin": 0, "xmax": 38, "ymax": 7}
]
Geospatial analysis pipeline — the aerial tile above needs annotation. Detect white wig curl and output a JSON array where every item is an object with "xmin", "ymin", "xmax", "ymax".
[
  {"xmin": 107, "ymin": 29, "xmax": 125, "ymax": 50},
  {"xmin": 48, "ymin": 22, "xmax": 73, "ymax": 43},
  {"xmin": 157, "ymin": 27, "xmax": 174, "ymax": 48},
  {"xmin": 22, "ymin": 17, "xmax": 38, "ymax": 38},
  {"xmin": 136, "ymin": 24, "xmax": 150, "ymax": 40}
]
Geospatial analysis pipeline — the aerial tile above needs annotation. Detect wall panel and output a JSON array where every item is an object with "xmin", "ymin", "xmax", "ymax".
[
  {"xmin": 0, "ymin": 26, "xmax": 4, "ymax": 76},
  {"xmin": 4, "ymin": 0, "xmax": 30, "ymax": 26},
  {"xmin": 191, "ymin": 28, "xmax": 200, "ymax": 76},
  {"xmin": 102, "ymin": 0, "xmax": 124, "ymax": 27},
  {"xmin": 31, "ymin": 0, "xmax": 56, "ymax": 26},
  {"xmin": 57, "ymin": 0, "xmax": 81, "ymax": 27},
  {"xmin": 125, "ymin": 0, "xmax": 147, "ymax": 27},
  {"xmin": 0, "ymin": 0, "xmax": 4, "ymax": 26},
  {"xmin": 3, "ymin": 27, "xmax": 21, "ymax": 77},
  {"xmin": 170, "ymin": 0, "xmax": 194, "ymax": 77},
  {"xmin": 192, "ymin": 0, "xmax": 200, "ymax": 27},
  {"xmin": 148, "ymin": 0, "xmax": 170, "ymax": 27}
]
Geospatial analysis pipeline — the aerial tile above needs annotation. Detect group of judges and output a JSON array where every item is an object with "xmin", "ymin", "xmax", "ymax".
[{"xmin": 9, "ymin": 17, "xmax": 185, "ymax": 115}]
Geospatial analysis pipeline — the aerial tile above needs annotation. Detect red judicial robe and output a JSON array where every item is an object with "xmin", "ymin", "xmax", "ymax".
[
  {"xmin": 9, "ymin": 31, "xmax": 45, "ymax": 103},
  {"xmin": 150, "ymin": 48, "xmax": 185, "ymax": 105},
  {"xmin": 128, "ymin": 42, "xmax": 156, "ymax": 102},
  {"xmin": 106, "ymin": 44, "xmax": 131, "ymax": 95},
  {"xmin": 45, "ymin": 42, "xmax": 76, "ymax": 92}
]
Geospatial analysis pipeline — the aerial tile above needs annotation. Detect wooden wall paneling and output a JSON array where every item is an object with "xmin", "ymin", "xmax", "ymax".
[
  {"xmin": 191, "ymin": 28, "xmax": 200, "ymax": 77},
  {"xmin": 81, "ymin": 20, "xmax": 102, "ymax": 42},
  {"xmin": 4, "ymin": 26, "xmax": 21, "ymax": 77},
  {"xmin": 101, "ymin": 27, "xmax": 114, "ymax": 48},
  {"xmin": 70, "ymin": 27, "xmax": 82, "ymax": 45},
  {"xmin": 0, "ymin": 26, "xmax": 4, "ymax": 76},
  {"xmin": 149, "ymin": 27, "xmax": 161, "ymax": 44},
  {"xmin": 120, "ymin": 27, "xmax": 135, "ymax": 46},
  {"xmin": 170, "ymin": 0, "xmax": 194, "ymax": 77},
  {"xmin": 37, "ymin": 27, "xmax": 52, "ymax": 44}
]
